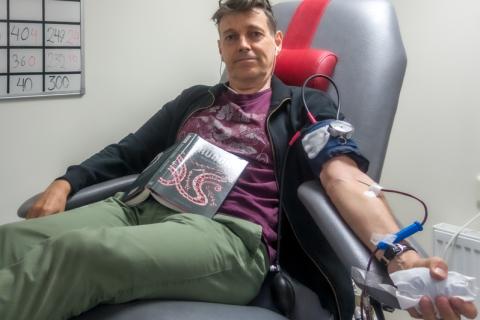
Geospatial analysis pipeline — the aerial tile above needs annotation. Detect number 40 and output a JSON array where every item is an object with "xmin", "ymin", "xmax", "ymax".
[{"xmin": 16, "ymin": 77, "xmax": 33, "ymax": 92}]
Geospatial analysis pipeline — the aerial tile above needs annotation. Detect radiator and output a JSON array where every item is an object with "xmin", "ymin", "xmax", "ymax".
[{"xmin": 433, "ymin": 222, "xmax": 480, "ymax": 309}]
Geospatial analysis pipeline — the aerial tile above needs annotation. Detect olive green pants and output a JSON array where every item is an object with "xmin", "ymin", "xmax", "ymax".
[{"xmin": 0, "ymin": 196, "xmax": 268, "ymax": 320}]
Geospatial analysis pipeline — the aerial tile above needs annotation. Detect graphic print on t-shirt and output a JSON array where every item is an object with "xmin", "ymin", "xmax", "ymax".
[{"xmin": 179, "ymin": 89, "xmax": 273, "ymax": 166}]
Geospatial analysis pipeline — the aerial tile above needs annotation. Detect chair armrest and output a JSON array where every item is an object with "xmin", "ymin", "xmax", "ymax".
[
  {"xmin": 297, "ymin": 180, "xmax": 400, "ymax": 309},
  {"xmin": 17, "ymin": 174, "xmax": 139, "ymax": 218}
]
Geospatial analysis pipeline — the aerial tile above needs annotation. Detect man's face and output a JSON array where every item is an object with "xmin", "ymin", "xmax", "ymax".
[{"xmin": 217, "ymin": 8, "xmax": 282, "ymax": 87}]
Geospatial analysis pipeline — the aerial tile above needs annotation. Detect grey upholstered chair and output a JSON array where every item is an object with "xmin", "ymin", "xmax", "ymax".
[{"xmin": 18, "ymin": 0, "xmax": 411, "ymax": 319}]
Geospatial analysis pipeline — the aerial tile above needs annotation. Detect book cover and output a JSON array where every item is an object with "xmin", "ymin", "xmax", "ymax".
[
  {"xmin": 122, "ymin": 133, "xmax": 248, "ymax": 218},
  {"xmin": 121, "ymin": 133, "xmax": 196, "ymax": 205}
]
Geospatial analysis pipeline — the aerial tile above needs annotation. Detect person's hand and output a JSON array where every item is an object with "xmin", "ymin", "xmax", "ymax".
[
  {"xmin": 26, "ymin": 179, "xmax": 71, "ymax": 219},
  {"xmin": 388, "ymin": 252, "xmax": 478, "ymax": 319}
]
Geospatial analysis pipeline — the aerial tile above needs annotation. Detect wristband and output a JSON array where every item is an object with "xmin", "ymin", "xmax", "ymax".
[{"xmin": 380, "ymin": 242, "xmax": 416, "ymax": 266}]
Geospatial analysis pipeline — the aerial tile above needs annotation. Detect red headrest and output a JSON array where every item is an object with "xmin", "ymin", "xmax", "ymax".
[{"xmin": 274, "ymin": 48, "xmax": 338, "ymax": 91}]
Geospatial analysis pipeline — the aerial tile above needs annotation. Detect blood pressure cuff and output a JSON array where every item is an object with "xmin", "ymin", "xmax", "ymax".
[{"xmin": 302, "ymin": 120, "xmax": 370, "ymax": 177}]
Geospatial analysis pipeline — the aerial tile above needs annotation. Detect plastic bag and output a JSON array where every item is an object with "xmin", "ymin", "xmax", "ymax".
[
  {"xmin": 387, "ymin": 267, "xmax": 478, "ymax": 311},
  {"xmin": 352, "ymin": 266, "xmax": 478, "ymax": 316}
]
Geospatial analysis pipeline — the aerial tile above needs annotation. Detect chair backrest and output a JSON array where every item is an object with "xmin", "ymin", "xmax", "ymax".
[
  {"xmin": 273, "ymin": 0, "xmax": 407, "ymax": 181},
  {"xmin": 271, "ymin": 0, "xmax": 408, "ymax": 317},
  {"xmin": 274, "ymin": 47, "xmax": 338, "ymax": 91}
]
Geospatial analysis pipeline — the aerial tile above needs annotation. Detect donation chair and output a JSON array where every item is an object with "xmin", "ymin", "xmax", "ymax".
[{"xmin": 18, "ymin": 0, "xmax": 413, "ymax": 319}]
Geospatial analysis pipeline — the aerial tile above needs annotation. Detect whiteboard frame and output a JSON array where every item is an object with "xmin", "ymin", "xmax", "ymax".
[{"xmin": 0, "ymin": 0, "xmax": 85, "ymax": 100}]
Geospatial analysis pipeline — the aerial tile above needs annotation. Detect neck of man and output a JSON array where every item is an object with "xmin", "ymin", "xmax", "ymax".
[{"xmin": 228, "ymin": 75, "xmax": 272, "ymax": 94}]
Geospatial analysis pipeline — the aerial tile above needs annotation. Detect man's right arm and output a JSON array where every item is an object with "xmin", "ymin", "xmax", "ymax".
[
  {"xmin": 26, "ymin": 179, "xmax": 72, "ymax": 219},
  {"xmin": 59, "ymin": 91, "xmax": 189, "ymax": 196},
  {"xmin": 25, "ymin": 87, "xmax": 197, "ymax": 219}
]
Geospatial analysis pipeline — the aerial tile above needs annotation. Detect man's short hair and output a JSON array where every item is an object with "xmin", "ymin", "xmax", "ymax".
[{"xmin": 212, "ymin": 0, "xmax": 277, "ymax": 34}]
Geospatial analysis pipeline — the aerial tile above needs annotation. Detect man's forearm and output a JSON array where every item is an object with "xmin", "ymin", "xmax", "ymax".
[{"xmin": 320, "ymin": 156, "xmax": 401, "ymax": 254}]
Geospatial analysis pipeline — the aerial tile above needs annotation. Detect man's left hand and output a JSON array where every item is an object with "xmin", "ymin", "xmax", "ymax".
[{"xmin": 389, "ymin": 253, "xmax": 478, "ymax": 319}]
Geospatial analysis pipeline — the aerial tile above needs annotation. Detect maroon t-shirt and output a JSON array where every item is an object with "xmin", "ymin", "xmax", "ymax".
[{"xmin": 177, "ymin": 88, "xmax": 278, "ymax": 263}]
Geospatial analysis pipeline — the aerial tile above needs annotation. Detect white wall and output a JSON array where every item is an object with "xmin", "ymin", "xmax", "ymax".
[
  {"xmin": 384, "ymin": 0, "xmax": 480, "ymax": 254},
  {"xmin": 382, "ymin": 1, "xmax": 480, "ymax": 317},
  {"xmin": 0, "ymin": 0, "xmax": 220, "ymax": 224}
]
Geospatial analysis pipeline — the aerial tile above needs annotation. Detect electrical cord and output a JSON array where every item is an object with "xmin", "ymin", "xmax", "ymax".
[{"xmin": 441, "ymin": 211, "xmax": 480, "ymax": 263}]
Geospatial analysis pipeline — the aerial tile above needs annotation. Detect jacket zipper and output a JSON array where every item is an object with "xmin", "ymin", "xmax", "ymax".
[
  {"xmin": 266, "ymin": 97, "xmax": 290, "ymax": 191},
  {"xmin": 266, "ymin": 98, "xmax": 343, "ymax": 320}
]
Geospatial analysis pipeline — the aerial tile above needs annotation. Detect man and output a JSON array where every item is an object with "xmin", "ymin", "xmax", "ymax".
[{"xmin": 0, "ymin": 0, "xmax": 477, "ymax": 319}]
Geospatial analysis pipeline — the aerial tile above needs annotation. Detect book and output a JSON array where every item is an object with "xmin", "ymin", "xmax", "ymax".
[{"xmin": 121, "ymin": 133, "xmax": 248, "ymax": 218}]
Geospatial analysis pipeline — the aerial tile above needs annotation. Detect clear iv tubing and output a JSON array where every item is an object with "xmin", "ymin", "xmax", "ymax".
[{"xmin": 358, "ymin": 183, "xmax": 429, "ymax": 320}]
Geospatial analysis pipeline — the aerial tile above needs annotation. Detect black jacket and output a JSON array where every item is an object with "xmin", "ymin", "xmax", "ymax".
[{"xmin": 62, "ymin": 76, "xmax": 355, "ymax": 319}]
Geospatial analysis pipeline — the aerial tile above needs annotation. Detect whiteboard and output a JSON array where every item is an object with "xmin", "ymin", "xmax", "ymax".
[{"xmin": 0, "ymin": 0, "xmax": 84, "ymax": 99}]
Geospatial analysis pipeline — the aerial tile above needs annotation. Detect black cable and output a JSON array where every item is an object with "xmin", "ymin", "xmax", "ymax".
[
  {"xmin": 301, "ymin": 73, "xmax": 341, "ymax": 122},
  {"xmin": 272, "ymin": 143, "xmax": 293, "ymax": 271},
  {"xmin": 360, "ymin": 250, "xmax": 378, "ymax": 320}
]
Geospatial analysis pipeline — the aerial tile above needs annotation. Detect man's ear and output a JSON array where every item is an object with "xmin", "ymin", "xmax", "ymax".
[
  {"xmin": 218, "ymin": 39, "xmax": 224, "ymax": 61},
  {"xmin": 274, "ymin": 31, "xmax": 283, "ymax": 53}
]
